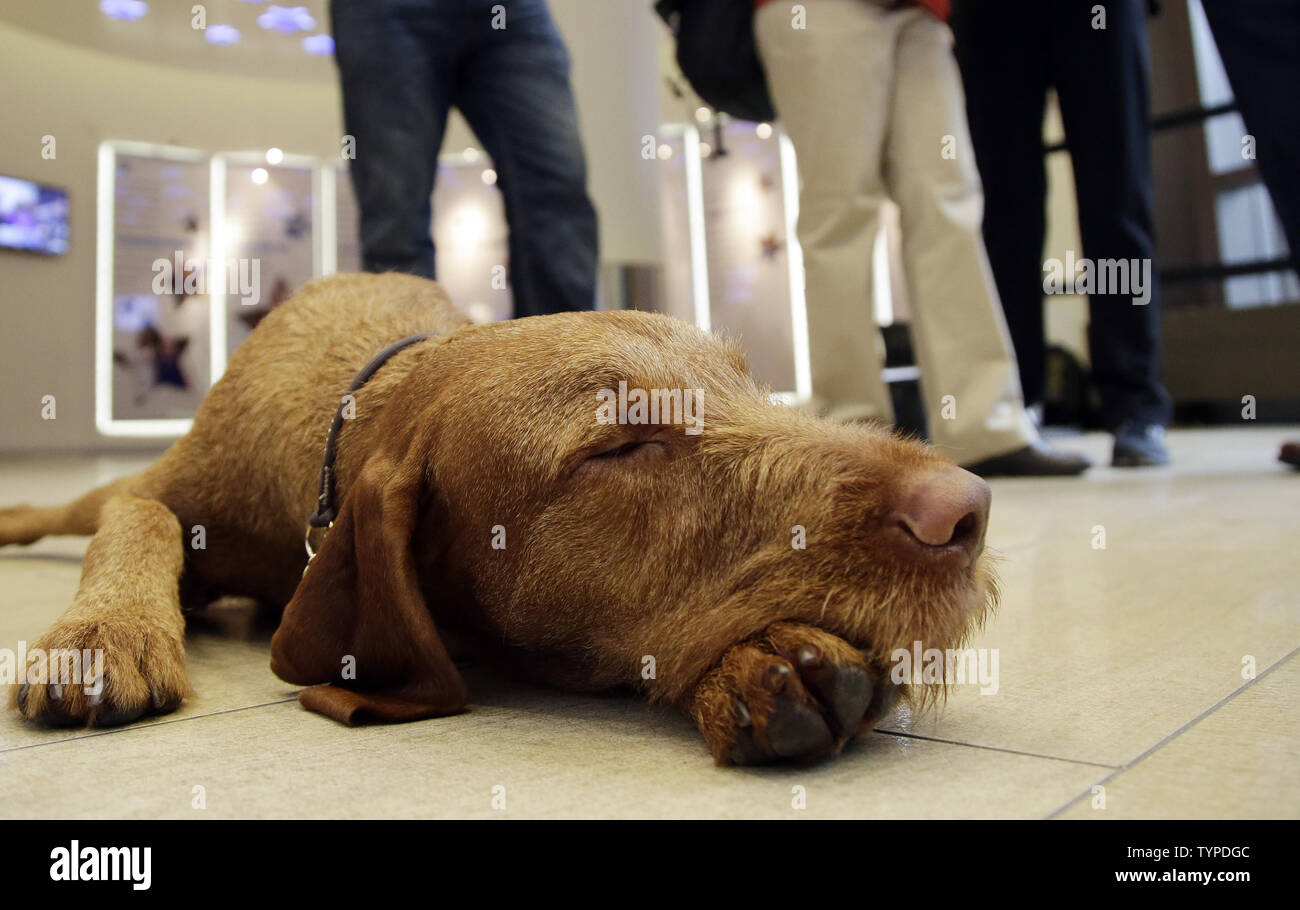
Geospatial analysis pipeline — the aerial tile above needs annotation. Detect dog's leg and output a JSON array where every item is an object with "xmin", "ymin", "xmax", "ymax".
[
  {"xmin": 687, "ymin": 622, "xmax": 900, "ymax": 765},
  {"xmin": 11, "ymin": 494, "xmax": 191, "ymax": 726},
  {"xmin": 0, "ymin": 474, "xmax": 140, "ymax": 546}
]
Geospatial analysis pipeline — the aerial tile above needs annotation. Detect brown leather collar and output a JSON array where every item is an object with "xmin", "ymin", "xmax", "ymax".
[{"xmin": 307, "ymin": 332, "xmax": 437, "ymax": 532}]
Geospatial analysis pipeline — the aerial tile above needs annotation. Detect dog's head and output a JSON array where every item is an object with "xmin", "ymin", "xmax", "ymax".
[{"xmin": 271, "ymin": 310, "xmax": 996, "ymax": 723}]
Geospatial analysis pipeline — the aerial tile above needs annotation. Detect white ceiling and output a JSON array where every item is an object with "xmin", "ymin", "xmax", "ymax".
[
  {"xmin": 0, "ymin": 0, "xmax": 697, "ymax": 115},
  {"xmin": 0, "ymin": 0, "xmax": 336, "ymax": 82}
]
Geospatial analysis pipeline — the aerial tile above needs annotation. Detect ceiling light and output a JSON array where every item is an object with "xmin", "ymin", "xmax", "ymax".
[
  {"xmin": 756, "ymin": 122, "xmax": 773, "ymax": 139},
  {"xmin": 302, "ymin": 34, "xmax": 335, "ymax": 56},
  {"xmin": 258, "ymin": 6, "xmax": 316, "ymax": 34},
  {"xmin": 99, "ymin": 0, "xmax": 148, "ymax": 21},
  {"xmin": 205, "ymin": 25, "xmax": 241, "ymax": 45},
  {"xmin": 481, "ymin": 169, "xmax": 497, "ymax": 185},
  {"xmin": 265, "ymin": 148, "xmax": 284, "ymax": 165},
  {"xmin": 251, "ymin": 168, "xmax": 269, "ymax": 185}
]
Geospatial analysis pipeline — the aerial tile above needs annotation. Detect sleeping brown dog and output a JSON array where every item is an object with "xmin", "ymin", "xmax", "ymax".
[{"xmin": 0, "ymin": 273, "xmax": 995, "ymax": 764}]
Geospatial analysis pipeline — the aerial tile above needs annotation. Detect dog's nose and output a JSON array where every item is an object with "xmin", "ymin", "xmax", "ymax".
[{"xmin": 893, "ymin": 467, "xmax": 990, "ymax": 559}]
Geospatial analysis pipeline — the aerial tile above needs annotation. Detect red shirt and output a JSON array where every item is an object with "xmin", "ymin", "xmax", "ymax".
[{"xmin": 755, "ymin": 0, "xmax": 951, "ymax": 22}]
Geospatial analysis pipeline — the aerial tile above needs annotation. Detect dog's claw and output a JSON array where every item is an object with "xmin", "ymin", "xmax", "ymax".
[
  {"xmin": 796, "ymin": 644, "xmax": 821, "ymax": 668},
  {"xmin": 149, "ymin": 686, "xmax": 182, "ymax": 714},
  {"xmin": 762, "ymin": 662, "xmax": 791, "ymax": 693},
  {"xmin": 733, "ymin": 698, "xmax": 752, "ymax": 728},
  {"xmin": 16, "ymin": 684, "xmax": 28, "ymax": 712}
]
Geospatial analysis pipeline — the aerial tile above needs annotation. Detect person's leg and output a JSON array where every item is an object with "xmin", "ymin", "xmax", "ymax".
[
  {"xmin": 1200, "ymin": 0, "xmax": 1300, "ymax": 267},
  {"xmin": 330, "ymin": 0, "xmax": 454, "ymax": 279},
  {"xmin": 951, "ymin": 0, "xmax": 1053, "ymax": 411},
  {"xmin": 884, "ymin": 10, "xmax": 1040, "ymax": 466},
  {"xmin": 753, "ymin": 0, "xmax": 895, "ymax": 423},
  {"xmin": 1050, "ymin": 0, "xmax": 1172, "ymax": 445},
  {"xmin": 453, "ymin": 0, "xmax": 598, "ymax": 316}
]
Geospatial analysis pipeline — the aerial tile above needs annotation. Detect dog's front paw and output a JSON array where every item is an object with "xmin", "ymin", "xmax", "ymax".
[
  {"xmin": 11, "ymin": 618, "xmax": 189, "ymax": 727},
  {"xmin": 689, "ymin": 622, "xmax": 899, "ymax": 765}
]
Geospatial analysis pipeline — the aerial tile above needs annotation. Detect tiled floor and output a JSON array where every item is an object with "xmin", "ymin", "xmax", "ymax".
[{"xmin": 1, "ymin": 427, "xmax": 1296, "ymax": 819}]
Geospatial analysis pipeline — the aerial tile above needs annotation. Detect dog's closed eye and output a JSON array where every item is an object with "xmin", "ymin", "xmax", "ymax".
[{"xmin": 575, "ymin": 439, "xmax": 670, "ymax": 476}]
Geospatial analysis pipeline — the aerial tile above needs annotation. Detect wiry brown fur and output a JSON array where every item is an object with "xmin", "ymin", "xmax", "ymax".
[{"xmin": 1, "ymin": 273, "xmax": 996, "ymax": 762}]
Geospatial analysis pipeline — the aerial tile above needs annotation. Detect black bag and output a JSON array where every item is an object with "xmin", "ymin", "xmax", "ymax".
[{"xmin": 654, "ymin": 0, "xmax": 776, "ymax": 123}]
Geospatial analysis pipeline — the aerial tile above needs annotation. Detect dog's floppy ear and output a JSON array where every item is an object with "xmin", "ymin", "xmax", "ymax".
[{"xmin": 270, "ymin": 438, "xmax": 468, "ymax": 725}]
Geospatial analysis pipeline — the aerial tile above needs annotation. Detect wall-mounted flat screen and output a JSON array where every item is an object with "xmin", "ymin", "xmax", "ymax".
[{"xmin": 0, "ymin": 174, "xmax": 69, "ymax": 255}]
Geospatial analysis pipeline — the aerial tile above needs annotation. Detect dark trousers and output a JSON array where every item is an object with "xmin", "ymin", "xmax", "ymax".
[
  {"xmin": 1201, "ymin": 0, "xmax": 1300, "ymax": 269},
  {"xmin": 330, "ymin": 0, "xmax": 599, "ymax": 316},
  {"xmin": 952, "ymin": 0, "xmax": 1171, "ymax": 428}
]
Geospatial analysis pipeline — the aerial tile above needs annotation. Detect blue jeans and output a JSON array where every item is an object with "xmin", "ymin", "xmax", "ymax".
[{"xmin": 331, "ymin": 0, "xmax": 599, "ymax": 316}]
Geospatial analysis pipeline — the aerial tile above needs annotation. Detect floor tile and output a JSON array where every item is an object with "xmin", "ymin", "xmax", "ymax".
[{"xmin": 1056, "ymin": 653, "xmax": 1300, "ymax": 819}]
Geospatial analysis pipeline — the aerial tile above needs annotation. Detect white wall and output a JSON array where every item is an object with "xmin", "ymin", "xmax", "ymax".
[{"xmin": 0, "ymin": 22, "xmax": 345, "ymax": 453}]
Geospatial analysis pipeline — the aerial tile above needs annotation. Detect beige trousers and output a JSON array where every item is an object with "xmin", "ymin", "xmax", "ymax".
[{"xmin": 755, "ymin": 0, "xmax": 1036, "ymax": 464}]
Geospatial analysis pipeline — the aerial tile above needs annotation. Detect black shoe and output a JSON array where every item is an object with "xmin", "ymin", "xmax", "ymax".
[
  {"xmin": 1112, "ymin": 423, "xmax": 1171, "ymax": 467},
  {"xmin": 963, "ymin": 439, "xmax": 1092, "ymax": 477}
]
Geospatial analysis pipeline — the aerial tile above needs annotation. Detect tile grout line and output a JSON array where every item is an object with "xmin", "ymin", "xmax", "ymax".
[
  {"xmin": 1041, "ymin": 646, "xmax": 1300, "ymax": 820},
  {"xmin": 0, "ymin": 693, "xmax": 616, "ymax": 755},
  {"xmin": 873, "ymin": 728, "xmax": 1119, "ymax": 770},
  {"xmin": 0, "ymin": 696, "xmax": 299, "ymax": 754}
]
